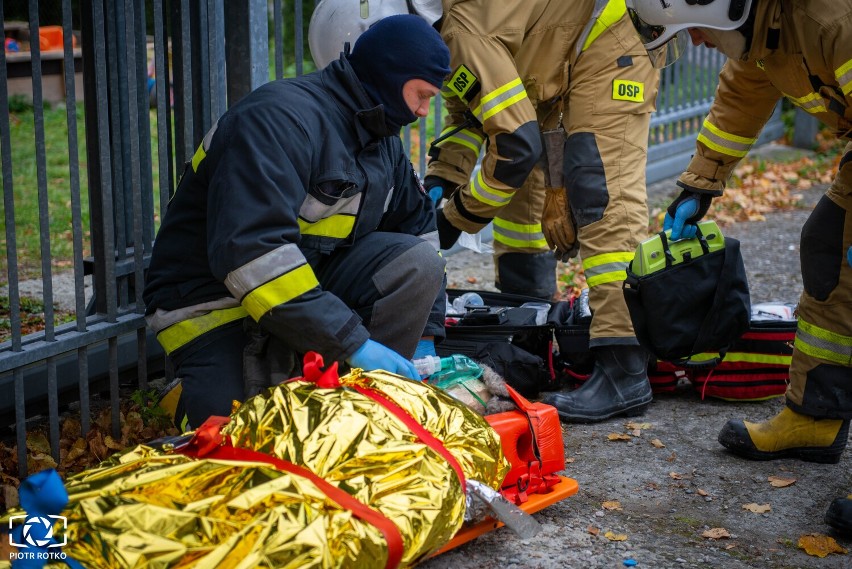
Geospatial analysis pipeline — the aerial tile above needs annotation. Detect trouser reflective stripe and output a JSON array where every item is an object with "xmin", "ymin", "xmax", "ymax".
[{"xmin": 156, "ymin": 306, "xmax": 249, "ymax": 354}]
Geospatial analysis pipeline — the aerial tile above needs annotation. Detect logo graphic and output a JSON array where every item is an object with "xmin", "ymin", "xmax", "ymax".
[{"xmin": 9, "ymin": 515, "xmax": 67, "ymax": 548}]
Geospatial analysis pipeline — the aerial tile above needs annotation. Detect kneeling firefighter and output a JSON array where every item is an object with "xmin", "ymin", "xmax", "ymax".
[
  {"xmin": 634, "ymin": 0, "xmax": 852, "ymax": 535},
  {"xmin": 143, "ymin": 15, "xmax": 451, "ymax": 430},
  {"xmin": 309, "ymin": 0, "xmax": 677, "ymax": 423}
]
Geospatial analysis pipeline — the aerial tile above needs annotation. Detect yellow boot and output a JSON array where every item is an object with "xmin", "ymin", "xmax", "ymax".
[{"xmin": 718, "ymin": 407, "xmax": 849, "ymax": 464}]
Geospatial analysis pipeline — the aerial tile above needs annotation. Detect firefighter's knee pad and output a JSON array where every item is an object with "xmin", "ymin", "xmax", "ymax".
[
  {"xmin": 801, "ymin": 196, "xmax": 846, "ymax": 301},
  {"xmin": 496, "ymin": 251, "xmax": 556, "ymax": 299}
]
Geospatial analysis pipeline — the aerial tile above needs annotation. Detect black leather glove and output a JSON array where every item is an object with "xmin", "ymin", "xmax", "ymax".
[
  {"xmin": 664, "ymin": 189, "xmax": 714, "ymax": 240},
  {"xmin": 436, "ymin": 207, "xmax": 462, "ymax": 250}
]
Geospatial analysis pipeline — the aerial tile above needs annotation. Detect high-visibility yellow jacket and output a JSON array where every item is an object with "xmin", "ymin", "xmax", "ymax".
[
  {"xmin": 679, "ymin": 0, "xmax": 852, "ymax": 195},
  {"xmin": 428, "ymin": 0, "xmax": 655, "ymax": 234}
]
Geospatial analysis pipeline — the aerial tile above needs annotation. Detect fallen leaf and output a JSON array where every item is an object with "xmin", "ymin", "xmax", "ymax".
[
  {"xmin": 666, "ymin": 452, "xmax": 677, "ymax": 462},
  {"xmin": 702, "ymin": 528, "xmax": 731, "ymax": 540},
  {"xmin": 697, "ymin": 489, "xmax": 708, "ymax": 497},
  {"xmin": 669, "ymin": 472, "xmax": 683, "ymax": 480},
  {"xmin": 104, "ymin": 435, "xmax": 124, "ymax": 451},
  {"xmin": 625, "ymin": 422, "xmax": 652, "ymax": 430},
  {"xmin": 587, "ymin": 526, "xmax": 600, "ymax": 536},
  {"xmin": 602, "ymin": 500, "xmax": 622, "ymax": 511},
  {"xmin": 607, "ymin": 433, "xmax": 632, "ymax": 442},
  {"xmin": 604, "ymin": 531, "xmax": 628, "ymax": 542},
  {"xmin": 742, "ymin": 503, "xmax": 771, "ymax": 514},
  {"xmin": 798, "ymin": 533, "xmax": 848, "ymax": 557},
  {"xmin": 725, "ymin": 543, "xmax": 737, "ymax": 550},
  {"xmin": 650, "ymin": 439, "xmax": 665, "ymax": 448},
  {"xmin": 629, "ymin": 429, "xmax": 641, "ymax": 437},
  {"xmin": 466, "ymin": 277, "xmax": 477, "ymax": 284},
  {"xmin": 565, "ymin": 457, "xmax": 575, "ymax": 463},
  {"xmin": 768, "ymin": 476, "xmax": 796, "ymax": 488}
]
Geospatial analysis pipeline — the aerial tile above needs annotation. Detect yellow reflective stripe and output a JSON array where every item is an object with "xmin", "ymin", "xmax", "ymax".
[
  {"xmin": 696, "ymin": 119, "xmax": 756, "ymax": 158},
  {"xmin": 470, "ymin": 170, "xmax": 514, "ymax": 207},
  {"xmin": 835, "ymin": 58, "xmax": 852, "ymax": 95},
  {"xmin": 474, "ymin": 78, "xmax": 527, "ymax": 122},
  {"xmin": 692, "ymin": 351, "xmax": 792, "ymax": 366},
  {"xmin": 156, "ymin": 306, "xmax": 248, "ymax": 354},
  {"xmin": 191, "ymin": 143, "xmax": 206, "ymax": 172},
  {"xmin": 298, "ymin": 214, "xmax": 356, "ymax": 238},
  {"xmin": 242, "ymin": 263, "xmax": 320, "ymax": 321},
  {"xmin": 583, "ymin": 252, "xmax": 633, "ymax": 287},
  {"xmin": 582, "ymin": 0, "xmax": 627, "ymax": 52},
  {"xmin": 794, "ymin": 318, "xmax": 852, "ymax": 365},
  {"xmin": 436, "ymin": 126, "xmax": 485, "ymax": 154},
  {"xmin": 493, "ymin": 218, "xmax": 548, "ymax": 249},
  {"xmin": 785, "ymin": 91, "xmax": 827, "ymax": 114}
]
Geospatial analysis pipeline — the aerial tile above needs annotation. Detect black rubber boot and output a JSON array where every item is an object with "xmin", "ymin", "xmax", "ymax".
[
  {"xmin": 542, "ymin": 345, "xmax": 652, "ymax": 423},
  {"xmin": 826, "ymin": 496, "xmax": 852, "ymax": 536}
]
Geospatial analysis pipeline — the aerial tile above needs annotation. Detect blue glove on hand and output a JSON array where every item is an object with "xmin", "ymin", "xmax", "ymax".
[
  {"xmin": 428, "ymin": 185, "xmax": 444, "ymax": 205},
  {"xmin": 413, "ymin": 337, "xmax": 436, "ymax": 359},
  {"xmin": 663, "ymin": 189, "xmax": 714, "ymax": 240},
  {"xmin": 347, "ymin": 339, "xmax": 419, "ymax": 380},
  {"xmin": 847, "ymin": 245, "xmax": 852, "ymax": 268}
]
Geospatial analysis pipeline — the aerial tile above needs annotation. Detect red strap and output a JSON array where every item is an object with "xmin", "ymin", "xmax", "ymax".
[
  {"xmin": 351, "ymin": 385, "xmax": 467, "ymax": 490},
  {"xmin": 179, "ymin": 416, "xmax": 403, "ymax": 569}
]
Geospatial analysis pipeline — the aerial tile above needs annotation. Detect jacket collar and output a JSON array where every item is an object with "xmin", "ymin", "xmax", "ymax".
[{"xmin": 320, "ymin": 57, "xmax": 397, "ymax": 143}]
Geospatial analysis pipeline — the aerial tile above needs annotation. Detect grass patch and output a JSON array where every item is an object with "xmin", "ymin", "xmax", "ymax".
[{"xmin": 0, "ymin": 294, "xmax": 75, "ymax": 343}]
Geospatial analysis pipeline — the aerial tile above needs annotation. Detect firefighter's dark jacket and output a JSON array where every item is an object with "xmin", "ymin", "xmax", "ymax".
[{"xmin": 143, "ymin": 57, "xmax": 440, "ymax": 362}]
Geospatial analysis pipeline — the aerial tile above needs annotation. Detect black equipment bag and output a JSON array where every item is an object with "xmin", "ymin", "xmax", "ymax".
[
  {"xmin": 622, "ymin": 227, "xmax": 751, "ymax": 367},
  {"xmin": 439, "ymin": 289, "xmax": 557, "ymax": 397}
]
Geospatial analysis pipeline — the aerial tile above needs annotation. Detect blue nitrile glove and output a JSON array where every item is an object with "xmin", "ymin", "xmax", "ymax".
[
  {"xmin": 848, "ymin": 245, "xmax": 852, "ymax": 267},
  {"xmin": 428, "ymin": 185, "xmax": 444, "ymax": 205},
  {"xmin": 413, "ymin": 337, "xmax": 436, "ymax": 359},
  {"xmin": 347, "ymin": 339, "xmax": 419, "ymax": 380},
  {"xmin": 663, "ymin": 189, "xmax": 714, "ymax": 240}
]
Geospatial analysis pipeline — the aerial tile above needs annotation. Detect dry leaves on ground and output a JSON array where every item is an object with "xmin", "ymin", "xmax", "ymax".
[
  {"xmin": 702, "ymin": 528, "xmax": 731, "ymax": 540},
  {"xmin": 798, "ymin": 533, "xmax": 848, "ymax": 558},
  {"xmin": 768, "ymin": 475, "xmax": 797, "ymax": 488},
  {"xmin": 742, "ymin": 503, "xmax": 772, "ymax": 514}
]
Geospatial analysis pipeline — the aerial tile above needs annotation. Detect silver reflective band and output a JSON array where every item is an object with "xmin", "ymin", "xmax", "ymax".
[{"xmin": 648, "ymin": 30, "xmax": 689, "ymax": 69}]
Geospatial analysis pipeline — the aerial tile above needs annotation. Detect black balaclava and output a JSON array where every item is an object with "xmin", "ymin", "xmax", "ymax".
[{"xmin": 348, "ymin": 14, "xmax": 450, "ymax": 133}]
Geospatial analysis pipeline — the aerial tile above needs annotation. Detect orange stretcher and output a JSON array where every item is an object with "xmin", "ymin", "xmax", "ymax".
[{"xmin": 434, "ymin": 386, "xmax": 579, "ymax": 555}]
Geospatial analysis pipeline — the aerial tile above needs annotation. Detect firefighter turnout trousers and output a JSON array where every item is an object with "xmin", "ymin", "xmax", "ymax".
[{"xmin": 790, "ymin": 143, "xmax": 852, "ymax": 419}]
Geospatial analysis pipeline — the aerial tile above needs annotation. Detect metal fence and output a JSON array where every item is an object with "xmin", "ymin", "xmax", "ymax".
[{"xmin": 1, "ymin": 1, "xmax": 784, "ymax": 477}]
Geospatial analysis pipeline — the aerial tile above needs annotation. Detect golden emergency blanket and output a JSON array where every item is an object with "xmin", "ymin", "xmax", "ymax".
[{"xmin": 23, "ymin": 364, "xmax": 510, "ymax": 568}]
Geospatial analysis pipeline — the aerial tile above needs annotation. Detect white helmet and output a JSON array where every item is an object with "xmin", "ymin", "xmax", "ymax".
[
  {"xmin": 309, "ymin": 0, "xmax": 443, "ymax": 69},
  {"xmin": 626, "ymin": 0, "xmax": 752, "ymax": 67}
]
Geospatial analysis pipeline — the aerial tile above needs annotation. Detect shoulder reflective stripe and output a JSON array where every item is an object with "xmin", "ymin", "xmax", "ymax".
[
  {"xmin": 298, "ymin": 214, "xmax": 356, "ymax": 238},
  {"xmin": 835, "ymin": 58, "xmax": 852, "ymax": 95},
  {"xmin": 696, "ymin": 119, "xmax": 756, "ymax": 158},
  {"xmin": 156, "ymin": 306, "xmax": 248, "ymax": 355},
  {"xmin": 191, "ymin": 143, "xmax": 206, "ymax": 173},
  {"xmin": 225, "ymin": 243, "xmax": 307, "ymax": 300},
  {"xmin": 471, "ymin": 169, "xmax": 514, "ymax": 207},
  {"xmin": 794, "ymin": 318, "xmax": 852, "ymax": 365},
  {"xmin": 612, "ymin": 80, "xmax": 644, "ymax": 103},
  {"xmin": 299, "ymin": 193, "xmax": 361, "ymax": 221},
  {"xmin": 474, "ymin": 78, "xmax": 527, "ymax": 122},
  {"xmin": 435, "ymin": 126, "xmax": 485, "ymax": 154},
  {"xmin": 582, "ymin": 251, "xmax": 633, "ymax": 287},
  {"xmin": 241, "ymin": 263, "xmax": 320, "ymax": 321},
  {"xmin": 581, "ymin": 0, "xmax": 627, "ymax": 53},
  {"xmin": 493, "ymin": 218, "xmax": 548, "ymax": 249}
]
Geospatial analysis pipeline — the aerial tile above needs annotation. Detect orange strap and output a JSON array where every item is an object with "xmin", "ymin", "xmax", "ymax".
[{"xmin": 179, "ymin": 416, "xmax": 403, "ymax": 569}]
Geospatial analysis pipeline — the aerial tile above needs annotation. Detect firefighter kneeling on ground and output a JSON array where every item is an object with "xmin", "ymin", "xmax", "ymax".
[
  {"xmin": 142, "ymin": 15, "xmax": 451, "ymax": 431},
  {"xmin": 632, "ymin": 0, "xmax": 852, "ymax": 536}
]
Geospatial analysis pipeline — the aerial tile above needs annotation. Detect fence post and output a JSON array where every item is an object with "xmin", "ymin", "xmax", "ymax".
[
  {"xmin": 224, "ymin": 0, "xmax": 270, "ymax": 107},
  {"xmin": 792, "ymin": 107, "xmax": 819, "ymax": 149}
]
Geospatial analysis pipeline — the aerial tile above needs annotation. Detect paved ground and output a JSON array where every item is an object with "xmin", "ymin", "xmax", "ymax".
[{"xmin": 427, "ymin": 148, "xmax": 851, "ymax": 568}]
